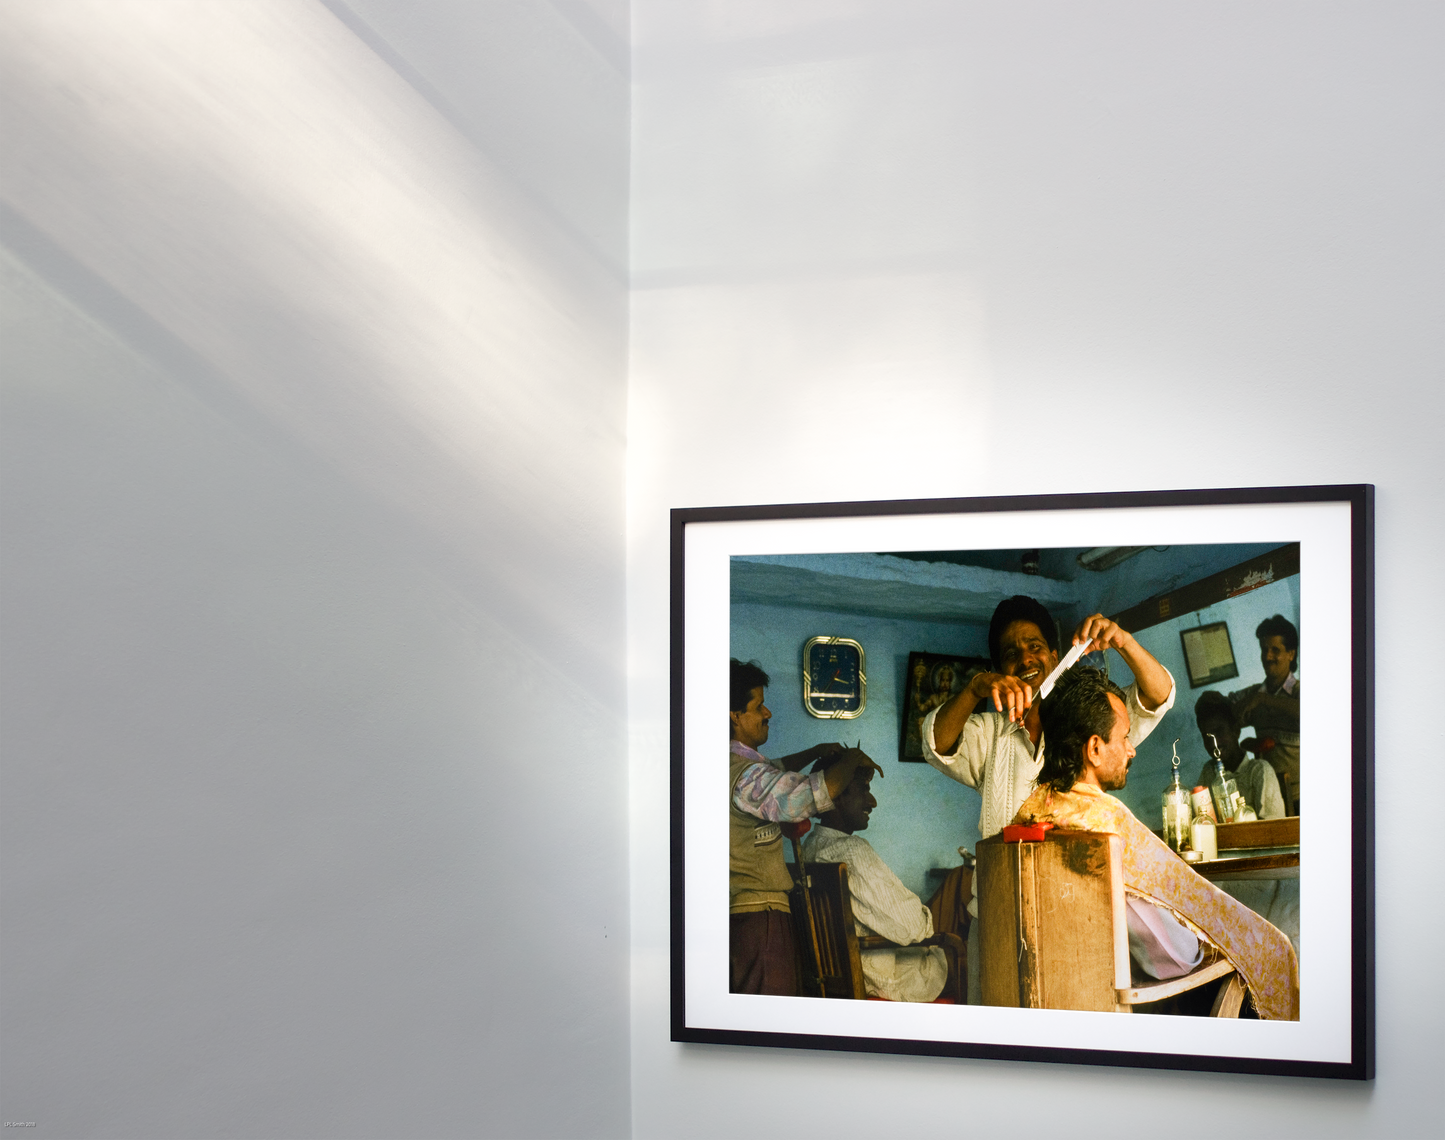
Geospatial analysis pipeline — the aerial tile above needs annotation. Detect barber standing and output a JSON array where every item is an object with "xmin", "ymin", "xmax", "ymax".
[
  {"xmin": 727, "ymin": 658, "xmax": 882, "ymax": 995},
  {"xmin": 921, "ymin": 595, "xmax": 1176, "ymax": 1004},
  {"xmin": 1229, "ymin": 614, "xmax": 1300, "ymax": 815},
  {"xmin": 923, "ymin": 596, "xmax": 1176, "ymax": 842}
]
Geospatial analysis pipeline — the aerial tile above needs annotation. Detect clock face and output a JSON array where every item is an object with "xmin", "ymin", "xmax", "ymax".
[{"xmin": 803, "ymin": 637, "xmax": 866, "ymax": 719}]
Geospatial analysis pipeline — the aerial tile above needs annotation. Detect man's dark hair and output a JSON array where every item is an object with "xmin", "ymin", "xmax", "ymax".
[
  {"xmin": 1037, "ymin": 667, "xmax": 1128, "ymax": 792},
  {"xmin": 1255, "ymin": 614, "xmax": 1299, "ymax": 666},
  {"xmin": 730, "ymin": 658, "xmax": 770, "ymax": 712},
  {"xmin": 987, "ymin": 595, "xmax": 1059, "ymax": 668},
  {"xmin": 1194, "ymin": 690, "xmax": 1238, "ymax": 731}
]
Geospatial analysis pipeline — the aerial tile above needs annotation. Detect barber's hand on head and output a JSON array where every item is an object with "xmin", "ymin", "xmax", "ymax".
[
  {"xmin": 1073, "ymin": 613, "xmax": 1132, "ymax": 654},
  {"xmin": 841, "ymin": 746, "xmax": 884, "ymax": 781},
  {"xmin": 821, "ymin": 747, "xmax": 884, "ymax": 799},
  {"xmin": 967, "ymin": 670, "xmax": 1034, "ymax": 724},
  {"xmin": 780, "ymin": 741, "xmax": 846, "ymax": 773}
]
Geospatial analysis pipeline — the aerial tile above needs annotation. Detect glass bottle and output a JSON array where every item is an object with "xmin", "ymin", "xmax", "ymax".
[
  {"xmin": 1204, "ymin": 733, "xmax": 1240, "ymax": 824},
  {"xmin": 1160, "ymin": 739, "xmax": 1192, "ymax": 853}
]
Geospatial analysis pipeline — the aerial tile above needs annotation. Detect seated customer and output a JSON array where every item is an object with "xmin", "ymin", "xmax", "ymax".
[
  {"xmin": 801, "ymin": 757, "xmax": 960, "ymax": 1002},
  {"xmin": 1194, "ymin": 691, "xmax": 1286, "ymax": 820},
  {"xmin": 1013, "ymin": 667, "xmax": 1298, "ymax": 1020}
]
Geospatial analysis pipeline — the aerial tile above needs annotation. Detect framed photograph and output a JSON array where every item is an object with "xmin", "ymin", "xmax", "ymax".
[
  {"xmin": 1180, "ymin": 621, "xmax": 1241, "ymax": 689},
  {"xmin": 674, "ymin": 485, "xmax": 1372, "ymax": 1079},
  {"xmin": 899, "ymin": 651, "xmax": 991, "ymax": 762}
]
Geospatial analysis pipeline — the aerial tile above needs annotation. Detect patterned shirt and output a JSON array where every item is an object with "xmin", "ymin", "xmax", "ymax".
[{"xmin": 730, "ymin": 741, "xmax": 834, "ymax": 822}]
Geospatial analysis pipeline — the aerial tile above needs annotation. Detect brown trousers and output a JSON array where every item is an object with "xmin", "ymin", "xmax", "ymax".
[{"xmin": 729, "ymin": 910, "xmax": 799, "ymax": 995}]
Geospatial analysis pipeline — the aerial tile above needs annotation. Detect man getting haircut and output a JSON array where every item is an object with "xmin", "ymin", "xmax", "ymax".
[
  {"xmin": 1013, "ymin": 667, "xmax": 1299, "ymax": 1019},
  {"xmin": 919, "ymin": 594, "xmax": 1176, "ymax": 1004},
  {"xmin": 1035, "ymin": 666, "xmax": 1133, "ymax": 791},
  {"xmin": 801, "ymin": 755, "xmax": 966, "ymax": 1002}
]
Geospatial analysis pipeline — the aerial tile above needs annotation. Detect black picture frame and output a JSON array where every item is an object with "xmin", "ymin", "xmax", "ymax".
[{"xmin": 673, "ymin": 485, "xmax": 1372, "ymax": 1079}]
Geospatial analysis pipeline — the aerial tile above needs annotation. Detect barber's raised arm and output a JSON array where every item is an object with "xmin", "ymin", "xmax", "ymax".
[
  {"xmin": 1073, "ymin": 614, "xmax": 1173, "ymax": 711},
  {"xmin": 774, "ymin": 742, "xmax": 844, "ymax": 772},
  {"xmin": 930, "ymin": 670, "xmax": 1035, "ymax": 755}
]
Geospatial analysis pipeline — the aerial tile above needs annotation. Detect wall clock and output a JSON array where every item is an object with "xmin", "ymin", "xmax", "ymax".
[{"xmin": 802, "ymin": 636, "xmax": 866, "ymax": 719}]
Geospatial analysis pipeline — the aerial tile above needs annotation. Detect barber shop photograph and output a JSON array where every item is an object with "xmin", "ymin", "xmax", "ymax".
[
  {"xmin": 728, "ymin": 540, "xmax": 1300, "ymax": 1016},
  {"xmin": 678, "ymin": 488, "xmax": 1364, "ymax": 1078}
]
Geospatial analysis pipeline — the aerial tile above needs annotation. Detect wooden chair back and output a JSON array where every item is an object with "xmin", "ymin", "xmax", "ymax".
[
  {"xmin": 789, "ymin": 862, "xmax": 866, "ymax": 1000},
  {"xmin": 976, "ymin": 829, "xmax": 1130, "ymax": 1011},
  {"xmin": 976, "ymin": 828, "xmax": 1242, "ymax": 1014}
]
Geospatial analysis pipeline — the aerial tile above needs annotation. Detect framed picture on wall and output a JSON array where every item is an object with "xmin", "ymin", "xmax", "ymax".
[
  {"xmin": 898, "ymin": 651, "xmax": 991, "ymax": 762},
  {"xmin": 672, "ymin": 485, "xmax": 1372, "ymax": 1080},
  {"xmin": 1180, "ymin": 621, "xmax": 1241, "ymax": 688}
]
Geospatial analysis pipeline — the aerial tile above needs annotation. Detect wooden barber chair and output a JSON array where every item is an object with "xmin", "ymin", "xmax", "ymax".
[
  {"xmin": 786, "ymin": 841, "xmax": 965, "ymax": 1001},
  {"xmin": 975, "ymin": 827, "xmax": 1246, "ymax": 1015},
  {"xmin": 789, "ymin": 860, "xmax": 867, "ymax": 999}
]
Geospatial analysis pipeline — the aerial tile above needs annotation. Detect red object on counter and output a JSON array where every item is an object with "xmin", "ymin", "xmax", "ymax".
[{"xmin": 1001, "ymin": 821, "xmax": 1055, "ymax": 843}]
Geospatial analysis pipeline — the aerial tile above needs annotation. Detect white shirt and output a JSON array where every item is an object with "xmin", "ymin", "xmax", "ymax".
[
  {"xmin": 921, "ymin": 671, "xmax": 1176, "ymax": 841},
  {"xmin": 801, "ymin": 825, "xmax": 948, "ymax": 1003}
]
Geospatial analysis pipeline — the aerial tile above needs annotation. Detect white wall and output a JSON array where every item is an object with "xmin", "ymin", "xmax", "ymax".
[
  {"xmin": 630, "ymin": 2, "xmax": 1441, "ymax": 1135},
  {"xmin": 0, "ymin": 3, "xmax": 631, "ymax": 1136},
  {"xmin": 3, "ymin": 2, "xmax": 1441, "ymax": 1134}
]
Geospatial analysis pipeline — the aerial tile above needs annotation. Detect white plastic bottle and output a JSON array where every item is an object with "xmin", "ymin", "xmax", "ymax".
[{"xmin": 1190, "ymin": 808, "xmax": 1218, "ymax": 862}]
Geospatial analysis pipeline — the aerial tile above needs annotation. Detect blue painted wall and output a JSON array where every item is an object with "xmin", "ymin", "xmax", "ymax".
[
  {"xmin": 731, "ymin": 602, "xmax": 988, "ymax": 898},
  {"xmin": 1104, "ymin": 575, "xmax": 1300, "ymax": 822}
]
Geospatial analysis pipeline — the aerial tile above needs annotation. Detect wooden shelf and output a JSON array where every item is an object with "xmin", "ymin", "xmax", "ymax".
[
  {"xmin": 1195, "ymin": 851, "xmax": 1299, "ymax": 881},
  {"xmin": 1217, "ymin": 816, "xmax": 1298, "ymax": 850}
]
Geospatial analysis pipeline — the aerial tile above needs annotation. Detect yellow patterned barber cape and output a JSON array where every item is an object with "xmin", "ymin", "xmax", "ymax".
[{"xmin": 1013, "ymin": 783, "xmax": 1299, "ymax": 1021}]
